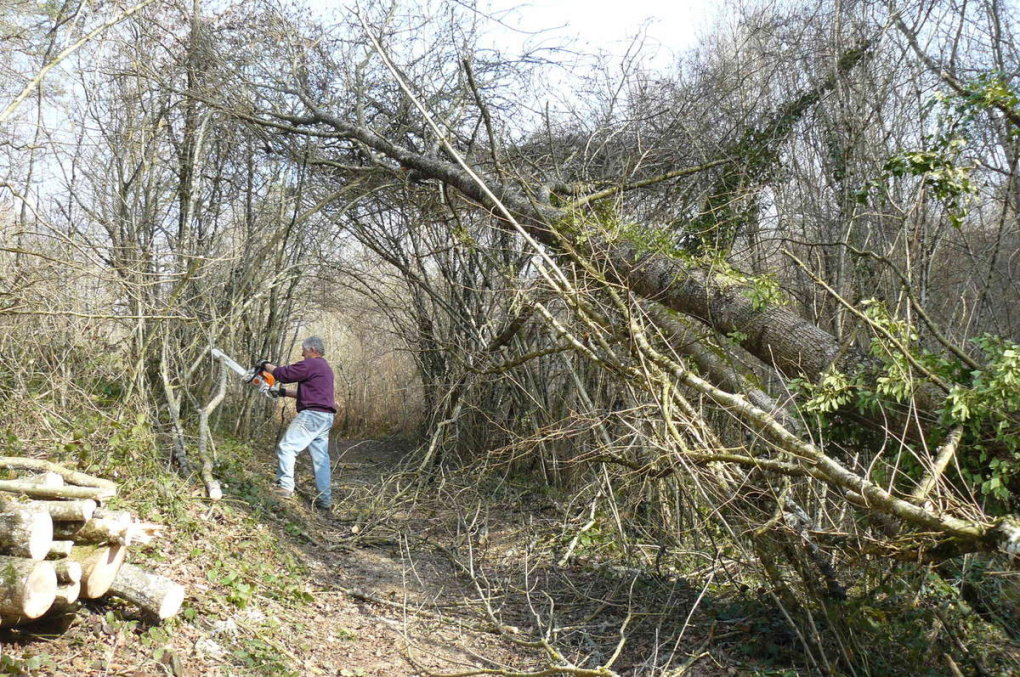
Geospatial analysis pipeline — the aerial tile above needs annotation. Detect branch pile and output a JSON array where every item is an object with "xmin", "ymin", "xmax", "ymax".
[{"xmin": 0, "ymin": 457, "xmax": 184, "ymax": 626}]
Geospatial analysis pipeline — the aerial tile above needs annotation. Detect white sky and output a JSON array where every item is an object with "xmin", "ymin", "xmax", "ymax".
[
  {"xmin": 480, "ymin": 0, "xmax": 718, "ymax": 65},
  {"xmin": 309, "ymin": 1, "xmax": 723, "ymax": 69}
]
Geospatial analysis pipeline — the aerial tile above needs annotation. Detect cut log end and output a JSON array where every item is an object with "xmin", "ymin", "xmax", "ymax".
[
  {"xmin": 0, "ymin": 508, "xmax": 53, "ymax": 560},
  {"xmin": 54, "ymin": 580, "xmax": 80, "ymax": 607},
  {"xmin": 4, "ymin": 559, "xmax": 58, "ymax": 619},
  {"xmin": 157, "ymin": 584, "xmax": 185, "ymax": 620},
  {"xmin": 48, "ymin": 540, "xmax": 74, "ymax": 558},
  {"xmin": 54, "ymin": 559, "xmax": 82, "ymax": 585},
  {"xmin": 71, "ymin": 544, "xmax": 126, "ymax": 599}
]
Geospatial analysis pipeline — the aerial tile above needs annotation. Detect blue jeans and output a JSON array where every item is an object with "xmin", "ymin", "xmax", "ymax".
[{"xmin": 275, "ymin": 409, "xmax": 335, "ymax": 507}]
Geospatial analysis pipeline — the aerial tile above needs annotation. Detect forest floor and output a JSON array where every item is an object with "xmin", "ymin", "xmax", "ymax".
[{"xmin": 0, "ymin": 438, "xmax": 788, "ymax": 676}]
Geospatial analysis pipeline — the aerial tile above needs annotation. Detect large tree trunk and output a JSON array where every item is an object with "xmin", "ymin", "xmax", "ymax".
[{"xmin": 275, "ymin": 106, "xmax": 861, "ymax": 388}]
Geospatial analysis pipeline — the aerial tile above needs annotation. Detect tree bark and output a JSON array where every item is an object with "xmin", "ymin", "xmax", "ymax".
[
  {"xmin": 54, "ymin": 509, "xmax": 161, "ymax": 546},
  {"xmin": 21, "ymin": 472, "xmax": 63, "ymax": 488},
  {"xmin": 0, "ymin": 556, "xmax": 56, "ymax": 618},
  {"xmin": 642, "ymin": 302, "xmax": 795, "ymax": 425},
  {"xmin": 29, "ymin": 499, "xmax": 97, "ymax": 521},
  {"xmin": 106, "ymin": 562, "xmax": 185, "ymax": 621},
  {"xmin": 0, "ymin": 458, "xmax": 118, "ymax": 492},
  {"xmin": 197, "ymin": 357, "xmax": 226, "ymax": 500},
  {"xmin": 0, "ymin": 480, "xmax": 114, "ymax": 501},
  {"xmin": 47, "ymin": 540, "xmax": 74, "ymax": 558},
  {"xmin": 54, "ymin": 560, "xmax": 82, "ymax": 585},
  {"xmin": 0, "ymin": 506, "xmax": 53, "ymax": 560}
]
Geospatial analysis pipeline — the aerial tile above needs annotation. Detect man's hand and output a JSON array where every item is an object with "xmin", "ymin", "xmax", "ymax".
[{"xmin": 252, "ymin": 359, "xmax": 278, "ymax": 375}]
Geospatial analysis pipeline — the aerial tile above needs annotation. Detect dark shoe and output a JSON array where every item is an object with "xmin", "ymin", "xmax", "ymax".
[{"xmin": 314, "ymin": 500, "xmax": 332, "ymax": 511}]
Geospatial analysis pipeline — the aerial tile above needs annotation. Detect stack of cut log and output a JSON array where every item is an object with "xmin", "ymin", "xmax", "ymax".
[{"xmin": 0, "ymin": 457, "xmax": 185, "ymax": 626}]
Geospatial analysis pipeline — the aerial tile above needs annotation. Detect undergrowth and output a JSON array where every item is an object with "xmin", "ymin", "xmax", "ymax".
[
  {"xmin": 450, "ymin": 465, "xmax": 1020, "ymax": 676},
  {"xmin": 0, "ymin": 404, "xmax": 325, "ymax": 676},
  {"xmin": 0, "ymin": 394, "xmax": 1017, "ymax": 675}
]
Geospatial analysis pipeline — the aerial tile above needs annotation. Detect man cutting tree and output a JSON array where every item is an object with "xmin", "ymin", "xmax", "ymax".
[{"xmin": 260, "ymin": 336, "xmax": 336, "ymax": 510}]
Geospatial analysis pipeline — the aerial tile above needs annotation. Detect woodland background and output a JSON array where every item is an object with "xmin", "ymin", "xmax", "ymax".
[{"xmin": 2, "ymin": 0, "xmax": 1020, "ymax": 674}]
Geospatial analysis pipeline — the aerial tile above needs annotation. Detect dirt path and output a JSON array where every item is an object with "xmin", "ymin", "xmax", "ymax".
[
  {"xmin": 276, "ymin": 438, "xmax": 531, "ymax": 676},
  {"xmin": 268, "ymin": 439, "xmax": 731, "ymax": 676},
  {"xmin": 0, "ymin": 439, "xmax": 735, "ymax": 676}
]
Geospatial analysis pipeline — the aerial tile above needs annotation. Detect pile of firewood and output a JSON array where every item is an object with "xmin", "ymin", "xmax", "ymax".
[{"xmin": 0, "ymin": 457, "xmax": 184, "ymax": 627}]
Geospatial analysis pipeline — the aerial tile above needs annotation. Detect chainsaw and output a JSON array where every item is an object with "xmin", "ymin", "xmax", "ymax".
[{"xmin": 211, "ymin": 348, "xmax": 280, "ymax": 398}]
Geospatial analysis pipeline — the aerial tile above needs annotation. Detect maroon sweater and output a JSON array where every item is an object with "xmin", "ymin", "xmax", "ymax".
[{"xmin": 273, "ymin": 357, "xmax": 336, "ymax": 413}]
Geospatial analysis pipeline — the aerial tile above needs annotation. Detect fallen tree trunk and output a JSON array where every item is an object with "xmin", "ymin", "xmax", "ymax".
[
  {"xmin": 105, "ymin": 562, "xmax": 185, "ymax": 621},
  {"xmin": 643, "ymin": 302, "xmax": 794, "ymax": 426},
  {"xmin": 0, "ymin": 556, "xmax": 56, "ymax": 619},
  {"xmin": 0, "ymin": 506, "xmax": 52, "ymax": 560},
  {"xmin": 273, "ymin": 102, "xmax": 866, "ymax": 387},
  {"xmin": 69, "ymin": 544, "xmax": 125, "ymax": 598}
]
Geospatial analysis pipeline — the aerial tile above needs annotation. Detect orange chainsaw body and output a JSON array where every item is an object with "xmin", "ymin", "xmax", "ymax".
[{"xmin": 252, "ymin": 370, "xmax": 276, "ymax": 387}]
